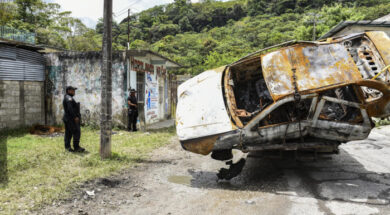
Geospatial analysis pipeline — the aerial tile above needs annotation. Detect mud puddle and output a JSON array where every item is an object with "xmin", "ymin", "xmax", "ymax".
[{"xmin": 167, "ymin": 175, "xmax": 192, "ymax": 186}]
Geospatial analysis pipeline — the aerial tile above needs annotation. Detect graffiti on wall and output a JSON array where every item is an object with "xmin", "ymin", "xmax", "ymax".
[{"xmin": 131, "ymin": 57, "xmax": 154, "ymax": 73}]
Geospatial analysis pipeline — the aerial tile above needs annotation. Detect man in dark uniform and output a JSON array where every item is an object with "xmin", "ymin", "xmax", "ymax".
[
  {"xmin": 127, "ymin": 89, "xmax": 138, "ymax": 132},
  {"xmin": 63, "ymin": 86, "xmax": 85, "ymax": 152}
]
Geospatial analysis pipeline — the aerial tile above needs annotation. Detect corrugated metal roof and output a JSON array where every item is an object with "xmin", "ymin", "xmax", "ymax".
[
  {"xmin": 319, "ymin": 20, "xmax": 390, "ymax": 40},
  {"xmin": 0, "ymin": 44, "xmax": 45, "ymax": 81}
]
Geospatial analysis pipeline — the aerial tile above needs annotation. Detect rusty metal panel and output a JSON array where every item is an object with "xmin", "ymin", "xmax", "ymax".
[
  {"xmin": 261, "ymin": 43, "xmax": 362, "ymax": 100},
  {"xmin": 176, "ymin": 66, "xmax": 236, "ymax": 141},
  {"xmin": 365, "ymin": 31, "xmax": 390, "ymax": 71}
]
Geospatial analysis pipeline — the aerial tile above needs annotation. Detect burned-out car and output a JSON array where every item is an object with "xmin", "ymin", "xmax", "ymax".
[{"xmin": 176, "ymin": 31, "xmax": 390, "ymax": 179}]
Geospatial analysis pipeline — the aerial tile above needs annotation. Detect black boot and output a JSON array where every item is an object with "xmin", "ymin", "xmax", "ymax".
[
  {"xmin": 66, "ymin": 147, "xmax": 74, "ymax": 152},
  {"xmin": 74, "ymin": 146, "xmax": 85, "ymax": 153}
]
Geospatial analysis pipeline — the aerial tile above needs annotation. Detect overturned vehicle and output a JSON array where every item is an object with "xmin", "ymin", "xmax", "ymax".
[{"xmin": 176, "ymin": 31, "xmax": 390, "ymax": 180}]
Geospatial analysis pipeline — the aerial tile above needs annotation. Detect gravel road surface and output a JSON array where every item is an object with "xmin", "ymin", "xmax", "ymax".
[{"xmin": 39, "ymin": 126, "xmax": 390, "ymax": 215}]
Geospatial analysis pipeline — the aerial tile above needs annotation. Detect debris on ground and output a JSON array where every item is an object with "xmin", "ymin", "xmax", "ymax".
[
  {"xmin": 85, "ymin": 191, "xmax": 95, "ymax": 196},
  {"xmin": 245, "ymin": 200, "xmax": 255, "ymax": 205},
  {"xmin": 217, "ymin": 158, "xmax": 246, "ymax": 180}
]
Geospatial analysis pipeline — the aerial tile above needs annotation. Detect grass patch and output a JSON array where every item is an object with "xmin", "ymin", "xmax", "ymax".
[
  {"xmin": 373, "ymin": 117, "xmax": 390, "ymax": 127},
  {"xmin": 0, "ymin": 127, "xmax": 175, "ymax": 214}
]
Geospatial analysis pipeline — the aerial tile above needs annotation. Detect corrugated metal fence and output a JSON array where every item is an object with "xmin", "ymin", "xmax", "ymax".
[{"xmin": 0, "ymin": 44, "xmax": 45, "ymax": 81}]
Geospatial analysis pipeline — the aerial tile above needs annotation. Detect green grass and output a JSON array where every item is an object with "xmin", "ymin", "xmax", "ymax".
[
  {"xmin": 0, "ymin": 127, "xmax": 175, "ymax": 214},
  {"xmin": 373, "ymin": 117, "xmax": 390, "ymax": 127}
]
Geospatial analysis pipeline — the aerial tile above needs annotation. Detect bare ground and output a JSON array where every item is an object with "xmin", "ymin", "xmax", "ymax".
[{"xmin": 38, "ymin": 126, "xmax": 390, "ymax": 215}]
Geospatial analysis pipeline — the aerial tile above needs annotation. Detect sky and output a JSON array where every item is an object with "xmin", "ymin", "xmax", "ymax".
[{"xmin": 47, "ymin": 0, "xmax": 202, "ymax": 28}]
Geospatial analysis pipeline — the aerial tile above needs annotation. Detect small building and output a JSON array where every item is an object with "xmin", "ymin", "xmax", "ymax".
[
  {"xmin": 45, "ymin": 50, "xmax": 181, "ymax": 129},
  {"xmin": 319, "ymin": 20, "xmax": 390, "ymax": 40},
  {"xmin": 0, "ymin": 39, "xmax": 45, "ymax": 130}
]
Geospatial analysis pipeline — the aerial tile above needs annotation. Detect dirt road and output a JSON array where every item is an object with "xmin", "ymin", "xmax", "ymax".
[{"xmin": 39, "ymin": 126, "xmax": 390, "ymax": 215}]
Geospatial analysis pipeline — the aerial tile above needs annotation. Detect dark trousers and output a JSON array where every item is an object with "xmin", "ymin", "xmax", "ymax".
[
  {"xmin": 128, "ymin": 110, "xmax": 138, "ymax": 131},
  {"xmin": 64, "ymin": 120, "xmax": 81, "ymax": 149}
]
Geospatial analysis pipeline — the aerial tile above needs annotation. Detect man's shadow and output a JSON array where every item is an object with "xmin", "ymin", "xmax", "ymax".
[
  {"xmin": 0, "ymin": 129, "xmax": 26, "ymax": 188},
  {"xmin": 0, "ymin": 133, "xmax": 8, "ymax": 187}
]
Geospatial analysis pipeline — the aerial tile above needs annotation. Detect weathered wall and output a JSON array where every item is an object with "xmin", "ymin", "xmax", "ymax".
[
  {"xmin": 45, "ymin": 51, "xmax": 176, "ymax": 129},
  {"xmin": 0, "ymin": 80, "xmax": 44, "ymax": 130},
  {"xmin": 45, "ymin": 52, "xmax": 127, "ymax": 127}
]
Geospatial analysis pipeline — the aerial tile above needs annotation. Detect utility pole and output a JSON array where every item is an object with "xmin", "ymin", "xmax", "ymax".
[
  {"xmin": 127, "ymin": 9, "xmax": 130, "ymax": 50},
  {"xmin": 313, "ymin": 14, "xmax": 317, "ymax": 41},
  {"xmin": 100, "ymin": 0, "xmax": 112, "ymax": 159},
  {"xmin": 307, "ymin": 13, "xmax": 322, "ymax": 41}
]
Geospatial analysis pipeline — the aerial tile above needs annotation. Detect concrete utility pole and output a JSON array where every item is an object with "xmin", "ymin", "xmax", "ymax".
[
  {"xmin": 100, "ymin": 0, "xmax": 113, "ymax": 159},
  {"xmin": 127, "ymin": 9, "xmax": 130, "ymax": 50}
]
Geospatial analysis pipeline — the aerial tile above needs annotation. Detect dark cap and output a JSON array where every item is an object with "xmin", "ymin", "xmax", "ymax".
[
  {"xmin": 130, "ymin": 89, "xmax": 136, "ymax": 93},
  {"xmin": 66, "ymin": 86, "xmax": 78, "ymax": 91}
]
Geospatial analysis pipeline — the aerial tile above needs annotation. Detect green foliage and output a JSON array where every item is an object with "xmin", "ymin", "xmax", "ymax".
[
  {"xmin": 142, "ymin": 0, "xmax": 387, "ymax": 75},
  {"xmin": 129, "ymin": 39, "xmax": 150, "ymax": 49},
  {"xmin": 3, "ymin": 0, "xmax": 389, "ymax": 74},
  {"xmin": 1, "ymin": 0, "xmax": 101, "ymax": 50}
]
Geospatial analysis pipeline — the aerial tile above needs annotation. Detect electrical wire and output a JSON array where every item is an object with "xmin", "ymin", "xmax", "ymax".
[
  {"xmin": 114, "ymin": 0, "xmax": 143, "ymax": 17},
  {"xmin": 114, "ymin": 0, "xmax": 138, "ymax": 15}
]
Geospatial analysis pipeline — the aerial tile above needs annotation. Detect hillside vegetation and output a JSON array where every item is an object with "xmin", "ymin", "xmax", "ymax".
[{"xmin": 1, "ymin": 0, "xmax": 390, "ymax": 74}]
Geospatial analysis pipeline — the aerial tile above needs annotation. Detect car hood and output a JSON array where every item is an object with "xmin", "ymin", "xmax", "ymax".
[{"xmin": 176, "ymin": 66, "xmax": 236, "ymax": 141}]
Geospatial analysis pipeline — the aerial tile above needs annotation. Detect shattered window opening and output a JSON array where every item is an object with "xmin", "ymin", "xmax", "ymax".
[
  {"xmin": 258, "ymin": 98, "xmax": 312, "ymax": 127},
  {"xmin": 228, "ymin": 57, "xmax": 274, "ymax": 125},
  {"xmin": 319, "ymin": 86, "xmax": 363, "ymax": 123}
]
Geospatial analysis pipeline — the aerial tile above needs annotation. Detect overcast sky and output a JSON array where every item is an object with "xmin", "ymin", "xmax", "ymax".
[{"xmin": 47, "ymin": 0, "xmax": 204, "ymax": 28}]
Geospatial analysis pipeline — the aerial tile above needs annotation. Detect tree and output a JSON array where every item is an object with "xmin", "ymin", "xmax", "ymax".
[
  {"xmin": 247, "ymin": 0, "xmax": 267, "ymax": 16},
  {"xmin": 0, "ymin": 1, "xmax": 17, "ymax": 25},
  {"xmin": 179, "ymin": 16, "xmax": 193, "ymax": 32},
  {"xmin": 129, "ymin": 39, "xmax": 150, "ymax": 49}
]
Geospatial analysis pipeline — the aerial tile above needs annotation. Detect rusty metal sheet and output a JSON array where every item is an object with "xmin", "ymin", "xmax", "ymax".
[
  {"xmin": 261, "ymin": 43, "xmax": 362, "ymax": 100},
  {"xmin": 365, "ymin": 31, "xmax": 390, "ymax": 74},
  {"xmin": 176, "ymin": 66, "xmax": 236, "ymax": 141}
]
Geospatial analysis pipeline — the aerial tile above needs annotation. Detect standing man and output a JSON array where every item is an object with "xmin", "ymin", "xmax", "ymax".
[
  {"xmin": 127, "ymin": 89, "xmax": 138, "ymax": 131},
  {"xmin": 63, "ymin": 86, "xmax": 85, "ymax": 152}
]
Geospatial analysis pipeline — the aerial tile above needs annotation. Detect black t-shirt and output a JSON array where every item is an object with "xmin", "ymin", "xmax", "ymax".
[{"xmin": 128, "ymin": 95, "xmax": 138, "ymax": 110}]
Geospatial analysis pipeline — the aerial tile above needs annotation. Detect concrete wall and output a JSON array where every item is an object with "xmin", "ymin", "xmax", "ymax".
[
  {"xmin": 45, "ymin": 52, "xmax": 128, "ymax": 127},
  {"xmin": 0, "ymin": 80, "xmax": 44, "ymax": 130},
  {"xmin": 45, "ymin": 51, "xmax": 176, "ymax": 129}
]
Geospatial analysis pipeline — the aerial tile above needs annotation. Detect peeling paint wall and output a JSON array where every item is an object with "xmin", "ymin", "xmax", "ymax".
[
  {"xmin": 45, "ymin": 52, "xmax": 127, "ymax": 127},
  {"xmin": 45, "ymin": 52, "xmax": 176, "ymax": 128}
]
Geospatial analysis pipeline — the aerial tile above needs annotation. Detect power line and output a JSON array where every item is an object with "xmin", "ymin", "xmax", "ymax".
[
  {"xmin": 114, "ymin": 0, "xmax": 138, "ymax": 14},
  {"xmin": 115, "ymin": 7, "xmax": 139, "ymax": 17},
  {"xmin": 114, "ymin": 0, "xmax": 143, "ymax": 17}
]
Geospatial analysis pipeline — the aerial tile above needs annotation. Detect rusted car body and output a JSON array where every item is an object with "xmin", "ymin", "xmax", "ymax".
[{"xmin": 176, "ymin": 31, "xmax": 390, "ymax": 175}]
